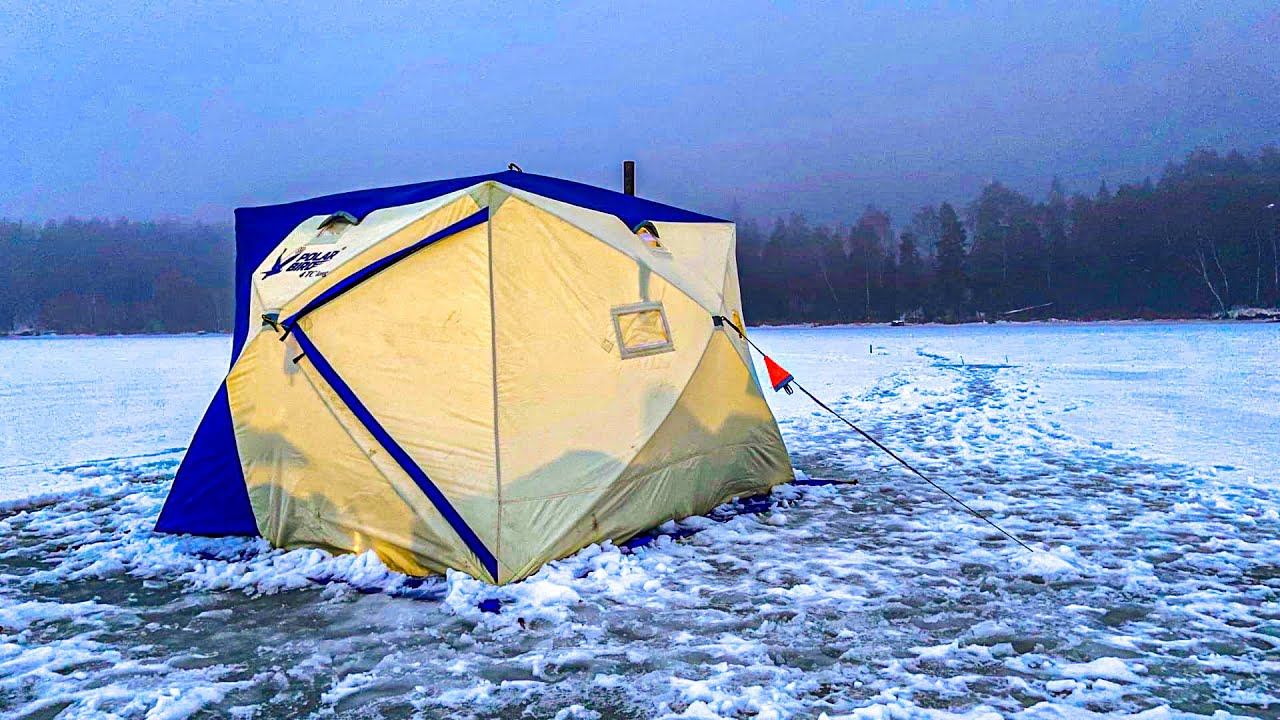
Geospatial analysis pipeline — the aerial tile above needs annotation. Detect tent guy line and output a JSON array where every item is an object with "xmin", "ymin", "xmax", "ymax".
[{"xmin": 712, "ymin": 314, "xmax": 1036, "ymax": 553}]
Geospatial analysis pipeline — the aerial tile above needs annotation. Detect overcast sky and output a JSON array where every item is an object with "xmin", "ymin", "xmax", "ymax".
[{"xmin": 2, "ymin": 2, "xmax": 1276, "ymax": 225}]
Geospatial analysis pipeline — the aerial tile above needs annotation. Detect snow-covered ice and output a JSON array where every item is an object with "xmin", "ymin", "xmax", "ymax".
[
  {"xmin": 0, "ymin": 334, "xmax": 227, "ymax": 505},
  {"xmin": 0, "ymin": 321, "xmax": 1276, "ymax": 718}
]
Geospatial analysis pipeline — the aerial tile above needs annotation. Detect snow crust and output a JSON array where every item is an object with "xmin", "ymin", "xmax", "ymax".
[{"xmin": 0, "ymin": 322, "xmax": 1276, "ymax": 718}]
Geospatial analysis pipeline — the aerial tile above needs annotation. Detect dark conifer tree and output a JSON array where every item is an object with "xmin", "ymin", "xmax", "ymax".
[
  {"xmin": 935, "ymin": 202, "xmax": 967, "ymax": 320},
  {"xmin": 897, "ymin": 232, "xmax": 925, "ymax": 317}
]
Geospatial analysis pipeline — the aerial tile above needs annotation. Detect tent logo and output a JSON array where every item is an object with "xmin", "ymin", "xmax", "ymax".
[
  {"xmin": 261, "ymin": 246, "xmax": 347, "ymax": 279},
  {"xmin": 261, "ymin": 248, "xmax": 305, "ymax": 279}
]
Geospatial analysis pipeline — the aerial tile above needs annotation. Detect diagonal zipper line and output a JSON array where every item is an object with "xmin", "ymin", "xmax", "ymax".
[{"xmin": 291, "ymin": 324, "xmax": 500, "ymax": 582}]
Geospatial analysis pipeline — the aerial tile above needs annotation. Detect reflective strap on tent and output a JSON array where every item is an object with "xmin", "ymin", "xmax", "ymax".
[
  {"xmin": 282, "ymin": 207, "xmax": 489, "ymax": 331},
  {"xmin": 290, "ymin": 323, "xmax": 500, "ymax": 582}
]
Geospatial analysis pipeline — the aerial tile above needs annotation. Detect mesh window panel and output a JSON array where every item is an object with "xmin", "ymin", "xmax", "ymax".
[{"xmin": 611, "ymin": 301, "xmax": 674, "ymax": 359}]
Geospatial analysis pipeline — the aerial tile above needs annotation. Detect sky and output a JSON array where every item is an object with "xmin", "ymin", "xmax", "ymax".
[{"xmin": 1, "ymin": 1, "xmax": 1277, "ymax": 226}]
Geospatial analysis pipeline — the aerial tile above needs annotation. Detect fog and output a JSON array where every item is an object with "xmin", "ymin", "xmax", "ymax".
[{"xmin": 2, "ymin": 2, "xmax": 1277, "ymax": 223}]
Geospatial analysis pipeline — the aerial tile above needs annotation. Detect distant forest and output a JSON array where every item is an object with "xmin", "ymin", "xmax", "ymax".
[
  {"xmin": 2, "ymin": 147, "xmax": 1278, "ymax": 334},
  {"xmin": 0, "ymin": 219, "xmax": 234, "ymax": 334},
  {"xmin": 737, "ymin": 146, "xmax": 1280, "ymax": 323}
]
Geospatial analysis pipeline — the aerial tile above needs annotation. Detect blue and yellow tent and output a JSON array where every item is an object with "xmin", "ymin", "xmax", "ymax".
[{"xmin": 157, "ymin": 171, "xmax": 792, "ymax": 584}]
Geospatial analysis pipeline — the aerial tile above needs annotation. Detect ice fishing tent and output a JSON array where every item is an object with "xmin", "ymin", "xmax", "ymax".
[{"xmin": 156, "ymin": 170, "xmax": 793, "ymax": 584}]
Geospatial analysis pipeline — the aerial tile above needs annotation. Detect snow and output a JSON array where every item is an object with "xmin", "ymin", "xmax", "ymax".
[
  {"xmin": 1011, "ymin": 546, "xmax": 1084, "ymax": 582},
  {"xmin": 0, "ymin": 334, "xmax": 227, "ymax": 503},
  {"xmin": 1057, "ymin": 658, "xmax": 1144, "ymax": 684},
  {"xmin": 0, "ymin": 321, "xmax": 1277, "ymax": 718}
]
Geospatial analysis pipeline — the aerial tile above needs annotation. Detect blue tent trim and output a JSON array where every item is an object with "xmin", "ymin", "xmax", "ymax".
[
  {"xmin": 282, "ymin": 207, "xmax": 489, "ymax": 331},
  {"xmin": 291, "ymin": 324, "xmax": 501, "ymax": 582},
  {"xmin": 155, "ymin": 382, "xmax": 259, "ymax": 537},
  {"xmin": 231, "ymin": 170, "xmax": 723, "ymax": 363}
]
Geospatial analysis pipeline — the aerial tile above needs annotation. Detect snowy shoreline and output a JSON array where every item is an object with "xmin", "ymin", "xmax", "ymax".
[
  {"xmin": 5, "ymin": 311, "xmax": 1279, "ymax": 340},
  {"xmin": 757, "ymin": 316, "xmax": 1280, "ymax": 330}
]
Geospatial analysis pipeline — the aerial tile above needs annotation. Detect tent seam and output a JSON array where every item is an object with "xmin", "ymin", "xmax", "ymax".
[{"xmin": 488, "ymin": 188, "xmax": 504, "ymax": 571}]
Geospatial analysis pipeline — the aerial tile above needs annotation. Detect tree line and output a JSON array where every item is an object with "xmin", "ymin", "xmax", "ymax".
[
  {"xmin": 0, "ymin": 218, "xmax": 233, "ymax": 334},
  {"xmin": 738, "ymin": 147, "xmax": 1280, "ymax": 323},
  {"xmin": 2, "ymin": 147, "xmax": 1277, "ymax": 335}
]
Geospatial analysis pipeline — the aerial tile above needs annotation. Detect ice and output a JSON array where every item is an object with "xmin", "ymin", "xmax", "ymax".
[
  {"xmin": 1045, "ymin": 679, "xmax": 1081, "ymax": 694},
  {"xmin": 0, "ymin": 335, "xmax": 226, "ymax": 503},
  {"xmin": 1221, "ymin": 690, "xmax": 1278, "ymax": 708},
  {"xmin": 0, "ymin": 322, "xmax": 1277, "ymax": 717},
  {"xmin": 555, "ymin": 705, "xmax": 602, "ymax": 720}
]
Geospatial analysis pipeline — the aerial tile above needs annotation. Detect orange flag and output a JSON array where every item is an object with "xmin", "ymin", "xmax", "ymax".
[{"xmin": 763, "ymin": 355, "xmax": 794, "ymax": 392}]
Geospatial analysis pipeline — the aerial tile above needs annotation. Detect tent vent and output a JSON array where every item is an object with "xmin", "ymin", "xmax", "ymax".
[
  {"xmin": 318, "ymin": 211, "xmax": 359, "ymax": 233},
  {"xmin": 634, "ymin": 221, "xmax": 667, "ymax": 253}
]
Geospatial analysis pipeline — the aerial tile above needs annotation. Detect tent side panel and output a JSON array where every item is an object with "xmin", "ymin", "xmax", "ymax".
[
  {"xmin": 490, "ymin": 197, "xmax": 717, "ymax": 582},
  {"xmin": 228, "ymin": 197, "xmax": 499, "ymax": 580},
  {"xmin": 500, "ymin": 330, "xmax": 792, "ymax": 582},
  {"xmin": 227, "ymin": 328, "xmax": 490, "ymax": 578},
  {"xmin": 155, "ymin": 382, "xmax": 259, "ymax": 536},
  {"xmin": 272, "ymin": 198, "xmax": 501, "ymax": 563}
]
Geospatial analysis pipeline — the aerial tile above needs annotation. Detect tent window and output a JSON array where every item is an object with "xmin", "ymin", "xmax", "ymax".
[{"xmin": 612, "ymin": 301, "xmax": 674, "ymax": 359}]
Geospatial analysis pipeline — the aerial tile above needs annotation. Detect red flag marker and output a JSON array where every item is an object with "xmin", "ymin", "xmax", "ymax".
[{"xmin": 763, "ymin": 355, "xmax": 794, "ymax": 394}]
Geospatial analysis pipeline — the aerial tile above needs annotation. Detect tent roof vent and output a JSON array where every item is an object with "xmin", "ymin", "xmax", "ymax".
[{"xmin": 318, "ymin": 211, "xmax": 359, "ymax": 231}]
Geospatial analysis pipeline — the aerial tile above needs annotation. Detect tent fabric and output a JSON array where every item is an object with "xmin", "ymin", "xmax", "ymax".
[
  {"xmin": 290, "ymin": 323, "xmax": 500, "ymax": 580},
  {"xmin": 159, "ymin": 171, "xmax": 791, "ymax": 585},
  {"xmin": 154, "ymin": 382, "xmax": 259, "ymax": 536},
  {"xmin": 230, "ymin": 171, "xmax": 723, "ymax": 364},
  {"xmin": 282, "ymin": 207, "xmax": 490, "ymax": 330},
  {"xmin": 233, "ymin": 195, "xmax": 499, "ymax": 580}
]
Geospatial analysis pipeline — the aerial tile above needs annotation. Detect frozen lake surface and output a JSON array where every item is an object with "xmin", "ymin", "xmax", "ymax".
[{"xmin": 0, "ymin": 322, "xmax": 1276, "ymax": 719}]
